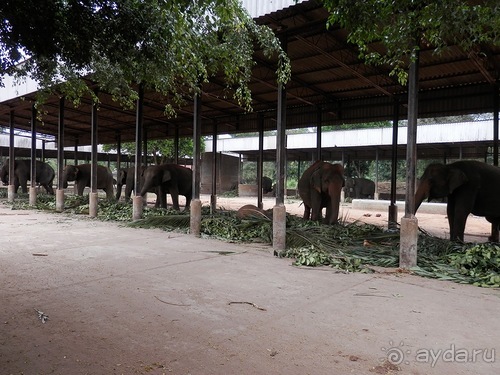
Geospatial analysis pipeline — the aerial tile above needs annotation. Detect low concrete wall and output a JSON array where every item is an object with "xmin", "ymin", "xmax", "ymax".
[
  {"xmin": 238, "ymin": 184, "xmax": 258, "ymax": 197},
  {"xmin": 352, "ymin": 199, "xmax": 447, "ymax": 215}
]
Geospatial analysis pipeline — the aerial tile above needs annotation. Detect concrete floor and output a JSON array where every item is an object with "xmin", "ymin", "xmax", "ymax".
[{"xmin": 0, "ymin": 200, "xmax": 499, "ymax": 375}]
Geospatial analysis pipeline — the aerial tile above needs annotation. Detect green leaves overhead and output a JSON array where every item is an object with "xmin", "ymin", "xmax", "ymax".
[
  {"xmin": 101, "ymin": 137, "xmax": 203, "ymax": 164},
  {"xmin": 1, "ymin": 0, "xmax": 290, "ymax": 112},
  {"xmin": 322, "ymin": 0, "xmax": 499, "ymax": 84}
]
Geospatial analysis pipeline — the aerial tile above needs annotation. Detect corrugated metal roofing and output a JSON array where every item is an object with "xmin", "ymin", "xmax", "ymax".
[
  {"xmin": 0, "ymin": 0, "xmax": 498, "ymax": 147},
  {"xmin": 241, "ymin": 0, "xmax": 306, "ymax": 18}
]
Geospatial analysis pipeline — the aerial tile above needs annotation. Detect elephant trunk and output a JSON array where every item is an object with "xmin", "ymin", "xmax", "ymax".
[
  {"xmin": 326, "ymin": 183, "xmax": 342, "ymax": 225},
  {"xmin": 139, "ymin": 180, "xmax": 151, "ymax": 197},
  {"xmin": 414, "ymin": 179, "xmax": 430, "ymax": 214}
]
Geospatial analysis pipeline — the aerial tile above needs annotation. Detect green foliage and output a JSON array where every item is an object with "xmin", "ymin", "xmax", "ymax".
[
  {"xmin": 241, "ymin": 161, "xmax": 277, "ymax": 184},
  {"xmin": 1, "ymin": 0, "xmax": 290, "ymax": 113},
  {"xmin": 323, "ymin": 121, "xmax": 392, "ymax": 131},
  {"xmin": 4, "ymin": 192, "xmax": 500, "ymax": 287},
  {"xmin": 201, "ymin": 215, "xmax": 273, "ymax": 242},
  {"xmin": 322, "ymin": 0, "xmax": 500, "ymax": 84},
  {"xmin": 102, "ymin": 138, "xmax": 204, "ymax": 164},
  {"xmin": 448, "ymin": 244, "xmax": 500, "ymax": 287}
]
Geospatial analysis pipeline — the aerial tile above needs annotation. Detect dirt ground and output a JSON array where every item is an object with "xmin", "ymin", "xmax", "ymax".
[{"xmin": 1, "ymin": 195, "xmax": 499, "ymax": 375}]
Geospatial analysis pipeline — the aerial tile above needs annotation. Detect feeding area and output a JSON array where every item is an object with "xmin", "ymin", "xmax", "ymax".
[{"xmin": 3, "ymin": 192, "xmax": 499, "ymax": 289}]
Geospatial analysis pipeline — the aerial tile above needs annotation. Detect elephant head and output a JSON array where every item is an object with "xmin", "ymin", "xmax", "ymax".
[
  {"xmin": 311, "ymin": 162, "xmax": 345, "ymax": 224},
  {"xmin": 343, "ymin": 177, "xmax": 354, "ymax": 197},
  {"xmin": 62, "ymin": 165, "xmax": 80, "ymax": 188},
  {"xmin": 140, "ymin": 165, "xmax": 173, "ymax": 196},
  {"xmin": 414, "ymin": 163, "xmax": 468, "ymax": 213},
  {"xmin": 117, "ymin": 169, "xmax": 128, "ymax": 185}
]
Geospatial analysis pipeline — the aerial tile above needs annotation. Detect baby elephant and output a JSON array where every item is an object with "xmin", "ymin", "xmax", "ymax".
[{"xmin": 344, "ymin": 177, "xmax": 375, "ymax": 199}]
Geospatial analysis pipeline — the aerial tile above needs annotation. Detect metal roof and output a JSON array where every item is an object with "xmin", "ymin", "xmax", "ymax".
[
  {"xmin": 206, "ymin": 120, "xmax": 496, "ymax": 162},
  {"xmin": 240, "ymin": 0, "xmax": 306, "ymax": 18},
  {"xmin": 0, "ymin": 0, "xmax": 498, "ymax": 148}
]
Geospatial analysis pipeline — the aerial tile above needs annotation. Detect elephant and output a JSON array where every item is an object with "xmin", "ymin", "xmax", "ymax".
[
  {"xmin": 116, "ymin": 166, "xmax": 162, "ymax": 207},
  {"xmin": 414, "ymin": 160, "xmax": 500, "ymax": 242},
  {"xmin": 344, "ymin": 177, "xmax": 375, "ymax": 199},
  {"xmin": 262, "ymin": 176, "xmax": 274, "ymax": 194},
  {"xmin": 0, "ymin": 159, "xmax": 55, "ymax": 194},
  {"xmin": 297, "ymin": 160, "xmax": 345, "ymax": 225},
  {"xmin": 62, "ymin": 163, "xmax": 115, "ymax": 200},
  {"xmin": 139, "ymin": 164, "xmax": 193, "ymax": 211}
]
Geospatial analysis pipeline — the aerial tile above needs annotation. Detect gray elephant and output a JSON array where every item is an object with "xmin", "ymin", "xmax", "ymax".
[
  {"xmin": 140, "ymin": 164, "xmax": 192, "ymax": 211},
  {"xmin": 116, "ymin": 166, "xmax": 147, "ymax": 201},
  {"xmin": 297, "ymin": 161, "xmax": 345, "ymax": 225},
  {"xmin": 116, "ymin": 166, "xmax": 161, "ymax": 207},
  {"xmin": 62, "ymin": 163, "xmax": 115, "ymax": 200},
  {"xmin": 0, "ymin": 159, "xmax": 55, "ymax": 194},
  {"xmin": 415, "ymin": 160, "xmax": 500, "ymax": 242},
  {"xmin": 344, "ymin": 177, "xmax": 375, "ymax": 199},
  {"xmin": 262, "ymin": 176, "xmax": 274, "ymax": 195}
]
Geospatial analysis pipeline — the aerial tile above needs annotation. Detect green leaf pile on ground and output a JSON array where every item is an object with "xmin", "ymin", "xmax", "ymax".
[{"xmin": 2, "ymin": 194, "xmax": 499, "ymax": 287}]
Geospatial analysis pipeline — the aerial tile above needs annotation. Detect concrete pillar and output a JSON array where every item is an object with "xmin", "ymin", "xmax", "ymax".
[
  {"xmin": 56, "ymin": 189, "xmax": 65, "ymax": 212},
  {"xmin": 29, "ymin": 187, "xmax": 37, "ymax": 206},
  {"xmin": 7, "ymin": 185, "xmax": 15, "ymax": 202},
  {"xmin": 132, "ymin": 195, "xmax": 143, "ymax": 221},
  {"xmin": 89, "ymin": 192, "xmax": 98, "ymax": 218},
  {"xmin": 400, "ymin": 216, "xmax": 418, "ymax": 268},
  {"xmin": 272, "ymin": 204, "xmax": 286, "ymax": 251},
  {"xmin": 190, "ymin": 198, "xmax": 202, "ymax": 237}
]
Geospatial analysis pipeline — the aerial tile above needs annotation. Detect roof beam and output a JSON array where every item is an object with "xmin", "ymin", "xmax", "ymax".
[
  {"xmin": 295, "ymin": 35, "xmax": 393, "ymax": 97},
  {"xmin": 468, "ymin": 50, "xmax": 496, "ymax": 84}
]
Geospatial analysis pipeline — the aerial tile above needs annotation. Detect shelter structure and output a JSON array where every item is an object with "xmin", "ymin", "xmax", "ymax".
[{"xmin": 0, "ymin": 0, "xmax": 499, "ymax": 265}]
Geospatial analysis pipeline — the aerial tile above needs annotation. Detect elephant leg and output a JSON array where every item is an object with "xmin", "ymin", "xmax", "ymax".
[
  {"xmin": 311, "ymin": 204, "xmax": 322, "ymax": 222},
  {"xmin": 184, "ymin": 195, "xmax": 191, "ymax": 211},
  {"xmin": 42, "ymin": 183, "xmax": 53, "ymax": 195},
  {"xmin": 158, "ymin": 186, "xmax": 167, "ymax": 209},
  {"xmin": 115, "ymin": 184, "xmax": 123, "ymax": 200},
  {"xmin": 105, "ymin": 189, "xmax": 113, "ymax": 200},
  {"xmin": 486, "ymin": 217, "xmax": 500, "ymax": 242},
  {"xmin": 303, "ymin": 204, "xmax": 311, "ymax": 220},
  {"xmin": 105, "ymin": 182, "xmax": 114, "ymax": 200},
  {"xmin": 124, "ymin": 184, "xmax": 133, "ymax": 202},
  {"xmin": 12, "ymin": 177, "xmax": 21, "ymax": 193},
  {"xmin": 308, "ymin": 191, "xmax": 323, "ymax": 222},
  {"xmin": 448, "ymin": 197, "xmax": 471, "ymax": 242},
  {"xmin": 153, "ymin": 187, "xmax": 161, "ymax": 208},
  {"xmin": 490, "ymin": 222, "xmax": 499, "ymax": 243},
  {"xmin": 354, "ymin": 188, "xmax": 359, "ymax": 199},
  {"xmin": 19, "ymin": 176, "xmax": 28, "ymax": 193},
  {"xmin": 446, "ymin": 196, "xmax": 459, "ymax": 240},
  {"xmin": 77, "ymin": 182, "xmax": 85, "ymax": 196},
  {"xmin": 170, "ymin": 191, "xmax": 180, "ymax": 211}
]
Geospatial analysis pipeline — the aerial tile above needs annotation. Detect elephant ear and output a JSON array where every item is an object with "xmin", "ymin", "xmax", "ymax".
[
  {"xmin": 448, "ymin": 168, "xmax": 468, "ymax": 193},
  {"xmin": 162, "ymin": 169, "xmax": 173, "ymax": 183},
  {"xmin": 311, "ymin": 169, "xmax": 322, "ymax": 193}
]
